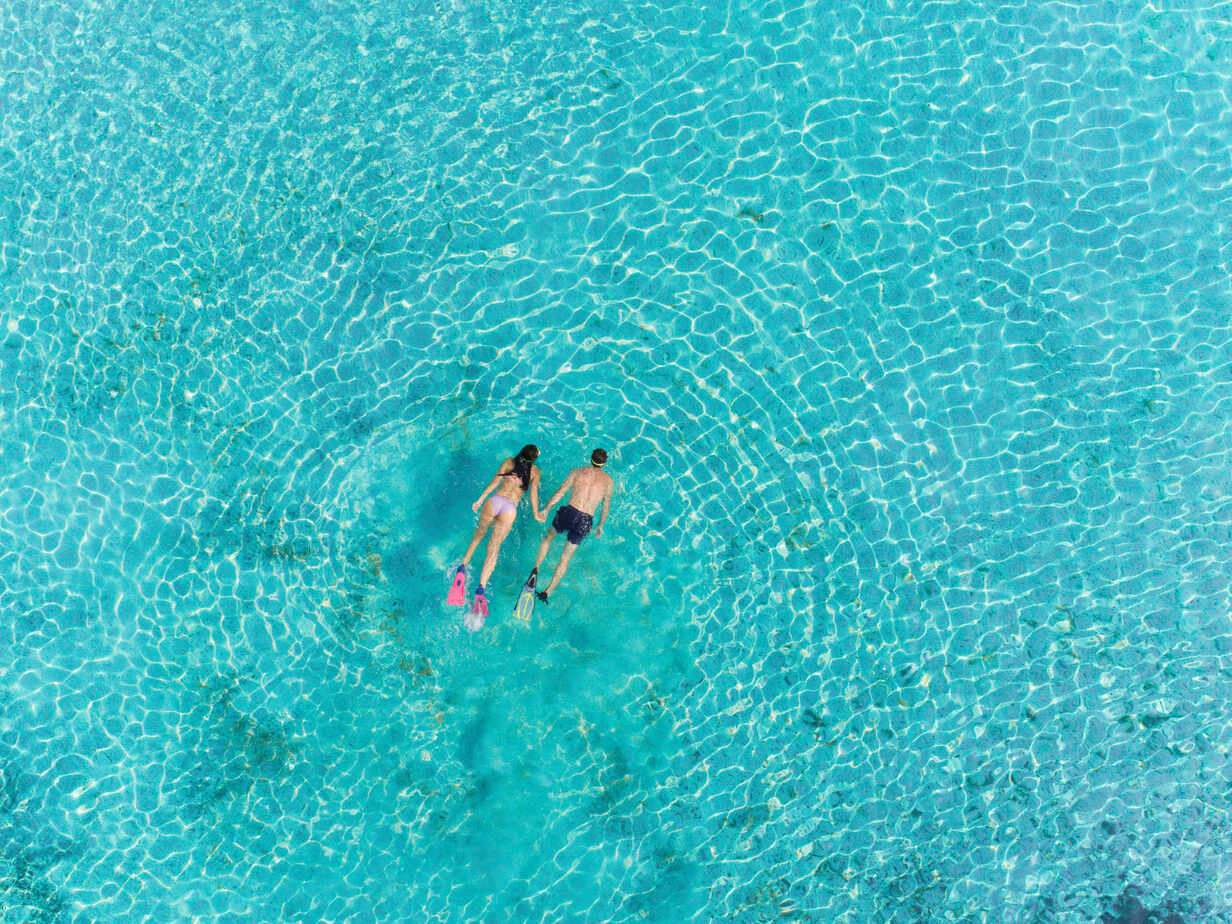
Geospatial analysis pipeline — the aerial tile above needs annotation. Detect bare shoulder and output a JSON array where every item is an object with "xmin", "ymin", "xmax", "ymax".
[{"xmin": 497, "ymin": 456, "xmax": 515, "ymax": 473}]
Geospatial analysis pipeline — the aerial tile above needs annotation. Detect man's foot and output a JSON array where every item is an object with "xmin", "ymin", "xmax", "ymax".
[{"xmin": 536, "ymin": 590, "xmax": 549, "ymax": 604}]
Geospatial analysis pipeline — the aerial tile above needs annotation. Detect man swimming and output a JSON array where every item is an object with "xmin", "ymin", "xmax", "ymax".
[
  {"xmin": 449, "ymin": 444, "xmax": 542, "ymax": 629},
  {"xmin": 531, "ymin": 448, "xmax": 613, "ymax": 603}
]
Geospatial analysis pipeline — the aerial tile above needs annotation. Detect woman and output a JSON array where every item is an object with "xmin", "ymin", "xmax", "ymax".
[{"xmin": 447, "ymin": 444, "xmax": 542, "ymax": 629}]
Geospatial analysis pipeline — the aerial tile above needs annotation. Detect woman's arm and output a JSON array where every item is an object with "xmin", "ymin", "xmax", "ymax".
[{"xmin": 529, "ymin": 467, "xmax": 542, "ymax": 518}]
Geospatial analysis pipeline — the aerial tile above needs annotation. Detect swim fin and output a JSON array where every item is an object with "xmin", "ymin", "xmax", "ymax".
[
  {"xmin": 465, "ymin": 585, "xmax": 489, "ymax": 632},
  {"xmin": 512, "ymin": 568, "xmax": 537, "ymax": 622},
  {"xmin": 446, "ymin": 565, "xmax": 467, "ymax": 606}
]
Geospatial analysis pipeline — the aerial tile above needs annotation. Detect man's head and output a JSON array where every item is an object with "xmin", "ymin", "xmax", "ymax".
[
  {"xmin": 591, "ymin": 448, "xmax": 608, "ymax": 467},
  {"xmin": 519, "ymin": 444, "xmax": 540, "ymax": 462}
]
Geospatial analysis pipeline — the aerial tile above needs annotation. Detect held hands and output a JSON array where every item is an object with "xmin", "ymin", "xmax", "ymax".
[{"xmin": 535, "ymin": 510, "xmax": 547, "ymax": 523}]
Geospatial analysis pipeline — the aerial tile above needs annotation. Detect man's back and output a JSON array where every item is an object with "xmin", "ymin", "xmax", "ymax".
[{"xmin": 568, "ymin": 466, "xmax": 612, "ymax": 515}]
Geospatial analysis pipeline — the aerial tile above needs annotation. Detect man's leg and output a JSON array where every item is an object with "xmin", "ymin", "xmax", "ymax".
[
  {"xmin": 534, "ymin": 527, "xmax": 557, "ymax": 570},
  {"xmin": 541, "ymin": 541, "xmax": 579, "ymax": 597},
  {"xmin": 461, "ymin": 511, "xmax": 495, "ymax": 568},
  {"xmin": 479, "ymin": 515, "xmax": 515, "ymax": 587}
]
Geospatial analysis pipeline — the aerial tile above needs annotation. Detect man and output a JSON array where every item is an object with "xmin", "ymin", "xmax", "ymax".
[{"xmin": 531, "ymin": 448, "xmax": 614, "ymax": 603}]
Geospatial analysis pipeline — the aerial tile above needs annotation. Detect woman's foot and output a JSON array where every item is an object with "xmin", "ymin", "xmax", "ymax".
[
  {"xmin": 465, "ymin": 585, "xmax": 489, "ymax": 631},
  {"xmin": 446, "ymin": 565, "xmax": 467, "ymax": 606}
]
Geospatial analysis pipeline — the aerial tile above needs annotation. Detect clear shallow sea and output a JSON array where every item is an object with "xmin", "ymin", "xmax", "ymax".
[{"xmin": 3, "ymin": 0, "xmax": 1232, "ymax": 921}]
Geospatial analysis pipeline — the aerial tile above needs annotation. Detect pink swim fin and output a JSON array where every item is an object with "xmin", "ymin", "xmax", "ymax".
[
  {"xmin": 464, "ymin": 585, "xmax": 488, "ymax": 632},
  {"xmin": 446, "ymin": 566, "xmax": 467, "ymax": 606}
]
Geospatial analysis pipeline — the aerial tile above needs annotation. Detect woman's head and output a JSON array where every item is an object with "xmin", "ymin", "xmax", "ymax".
[{"xmin": 507, "ymin": 445, "xmax": 538, "ymax": 490}]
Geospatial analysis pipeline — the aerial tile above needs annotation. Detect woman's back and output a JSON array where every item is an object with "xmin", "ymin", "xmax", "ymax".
[{"xmin": 496, "ymin": 449, "xmax": 539, "ymax": 499}]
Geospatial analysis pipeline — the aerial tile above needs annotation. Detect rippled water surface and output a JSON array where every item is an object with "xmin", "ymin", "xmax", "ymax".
[{"xmin": 4, "ymin": 0, "xmax": 1232, "ymax": 921}]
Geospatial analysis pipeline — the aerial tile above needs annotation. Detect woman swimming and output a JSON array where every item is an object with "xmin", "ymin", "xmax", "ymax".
[{"xmin": 448, "ymin": 444, "xmax": 542, "ymax": 629}]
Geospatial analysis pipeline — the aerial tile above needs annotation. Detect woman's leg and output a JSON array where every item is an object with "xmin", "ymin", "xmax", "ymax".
[
  {"xmin": 479, "ymin": 513, "xmax": 516, "ymax": 586},
  {"xmin": 461, "ymin": 502, "xmax": 496, "ymax": 567}
]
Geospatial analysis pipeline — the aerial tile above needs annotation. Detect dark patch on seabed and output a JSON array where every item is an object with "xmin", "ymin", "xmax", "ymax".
[
  {"xmin": 1101, "ymin": 887, "xmax": 1203, "ymax": 923},
  {"xmin": 0, "ymin": 748, "xmax": 76, "ymax": 923}
]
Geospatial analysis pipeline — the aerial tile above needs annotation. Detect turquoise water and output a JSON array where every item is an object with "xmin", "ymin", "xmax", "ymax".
[{"xmin": 4, "ymin": 0, "xmax": 1232, "ymax": 920}]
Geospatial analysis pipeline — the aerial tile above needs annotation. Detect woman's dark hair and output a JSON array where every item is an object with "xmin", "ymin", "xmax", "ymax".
[
  {"xmin": 509, "ymin": 444, "xmax": 539, "ymax": 489},
  {"xmin": 591, "ymin": 448, "xmax": 608, "ymax": 466}
]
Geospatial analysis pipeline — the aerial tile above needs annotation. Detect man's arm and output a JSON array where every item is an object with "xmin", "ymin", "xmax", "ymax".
[
  {"xmin": 537, "ymin": 470, "xmax": 575, "ymax": 521},
  {"xmin": 595, "ymin": 478, "xmax": 613, "ymax": 537}
]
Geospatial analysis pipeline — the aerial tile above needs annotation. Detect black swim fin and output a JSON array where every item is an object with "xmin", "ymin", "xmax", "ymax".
[{"xmin": 513, "ymin": 568, "xmax": 538, "ymax": 622}]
